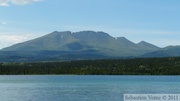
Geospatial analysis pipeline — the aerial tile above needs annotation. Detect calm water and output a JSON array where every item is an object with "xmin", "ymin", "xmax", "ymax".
[{"xmin": 0, "ymin": 75, "xmax": 179, "ymax": 101}]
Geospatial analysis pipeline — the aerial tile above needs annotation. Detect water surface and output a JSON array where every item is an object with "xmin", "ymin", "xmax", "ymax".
[{"xmin": 0, "ymin": 75, "xmax": 179, "ymax": 101}]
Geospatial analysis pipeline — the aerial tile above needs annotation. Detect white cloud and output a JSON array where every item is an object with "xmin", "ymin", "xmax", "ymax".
[
  {"xmin": 0, "ymin": 0, "xmax": 42, "ymax": 6},
  {"xmin": 0, "ymin": 34, "xmax": 38, "ymax": 49},
  {"xmin": 0, "ymin": 0, "xmax": 9, "ymax": 6},
  {"xmin": 0, "ymin": 35, "xmax": 26, "ymax": 49},
  {"xmin": 1, "ymin": 21, "xmax": 7, "ymax": 25},
  {"xmin": 11, "ymin": 0, "xmax": 42, "ymax": 5}
]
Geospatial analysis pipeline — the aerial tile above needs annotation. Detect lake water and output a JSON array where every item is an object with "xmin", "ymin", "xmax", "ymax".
[{"xmin": 0, "ymin": 75, "xmax": 179, "ymax": 101}]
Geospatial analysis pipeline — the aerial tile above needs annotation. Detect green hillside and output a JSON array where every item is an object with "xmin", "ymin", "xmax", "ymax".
[{"xmin": 1, "ymin": 31, "xmax": 160, "ymax": 61}]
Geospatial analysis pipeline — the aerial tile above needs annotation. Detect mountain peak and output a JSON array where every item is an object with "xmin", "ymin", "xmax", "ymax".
[
  {"xmin": 137, "ymin": 41, "xmax": 159, "ymax": 51},
  {"xmin": 116, "ymin": 37, "xmax": 136, "ymax": 47},
  {"xmin": 116, "ymin": 37, "xmax": 130, "ymax": 41},
  {"xmin": 138, "ymin": 41, "xmax": 156, "ymax": 46},
  {"xmin": 51, "ymin": 31, "xmax": 71, "ymax": 34},
  {"xmin": 97, "ymin": 31, "xmax": 111, "ymax": 36},
  {"xmin": 138, "ymin": 40, "xmax": 147, "ymax": 44},
  {"xmin": 72, "ymin": 31, "xmax": 114, "ymax": 43},
  {"xmin": 46, "ymin": 31, "xmax": 72, "ymax": 39},
  {"xmin": 52, "ymin": 31, "xmax": 59, "ymax": 33}
]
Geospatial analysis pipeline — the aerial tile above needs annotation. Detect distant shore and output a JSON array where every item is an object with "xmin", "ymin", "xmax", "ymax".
[{"xmin": 0, "ymin": 57, "xmax": 180, "ymax": 75}]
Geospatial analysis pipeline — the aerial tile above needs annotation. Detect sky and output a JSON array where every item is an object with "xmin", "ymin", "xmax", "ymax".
[{"xmin": 0, "ymin": 0, "xmax": 180, "ymax": 49}]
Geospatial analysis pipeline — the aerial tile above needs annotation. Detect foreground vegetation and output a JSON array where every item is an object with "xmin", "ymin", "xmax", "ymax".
[{"xmin": 0, "ymin": 57, "xmax": 180, "ymax": 75}]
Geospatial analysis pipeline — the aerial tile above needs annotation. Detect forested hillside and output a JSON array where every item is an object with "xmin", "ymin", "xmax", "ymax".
[{"xmin": 0, "ymin": 57, "xmax": 180, "ymax": 75}]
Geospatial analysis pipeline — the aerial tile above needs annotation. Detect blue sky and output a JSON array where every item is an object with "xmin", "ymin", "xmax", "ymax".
[{"xmin": 0, "ymin": 0, "xmax": 180, "ymax": 49}]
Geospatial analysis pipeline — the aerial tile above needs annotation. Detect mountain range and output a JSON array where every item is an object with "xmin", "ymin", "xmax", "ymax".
[{"xmin": 0, "ymin": 31, "xmax": 180, "ymax": 62}]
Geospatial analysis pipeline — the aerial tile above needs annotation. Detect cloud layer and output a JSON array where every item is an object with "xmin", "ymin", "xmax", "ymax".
[
  {"xmin": 0, "ymin": 21, "xmax": 7, "ymax": 25},
  {"xmin": 0, "ymin": 35, "xmax": 27, "ymax": 49},
  {"xmin": 0, "ymin": 0, "xmax": 42, "ymax": 6},
  {"xmin": 0, "ymin": 34, "xmax": 39, "ymax": 49}
]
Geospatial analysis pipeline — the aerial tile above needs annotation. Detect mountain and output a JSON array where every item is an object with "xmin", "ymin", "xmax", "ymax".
[
  {"xmin": 142, "ymin": 46, "xmax": 180, "ymax": 57},
  {"xmin": 2, "ymin": 31, "xmax": 80, "ymax": 51},
  {"xmin": 137, "ymin": 41, "xmax": 160, "ymax": 51},
  {"xmin": 1, "ymin": 31, "xmax": 161, "ymax": 62},
  {"xmin": 116, "ymin": 37, "xmax": 136, "ymax": 47}
]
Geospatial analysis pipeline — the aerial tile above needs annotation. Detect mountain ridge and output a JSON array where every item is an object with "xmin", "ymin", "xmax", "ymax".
[
  {"xmin": 1, "ymin": 30, "xmax": 179, "ymax": 62},
  {"xmin": 2, "ymin": 31, "xmax": 159, "ymax": 55}
]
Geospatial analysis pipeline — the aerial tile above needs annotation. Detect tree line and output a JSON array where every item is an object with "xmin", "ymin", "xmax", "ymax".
[{"xmin": 0, "ymin": 57, "xmax": 180, "ymax": 75}]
